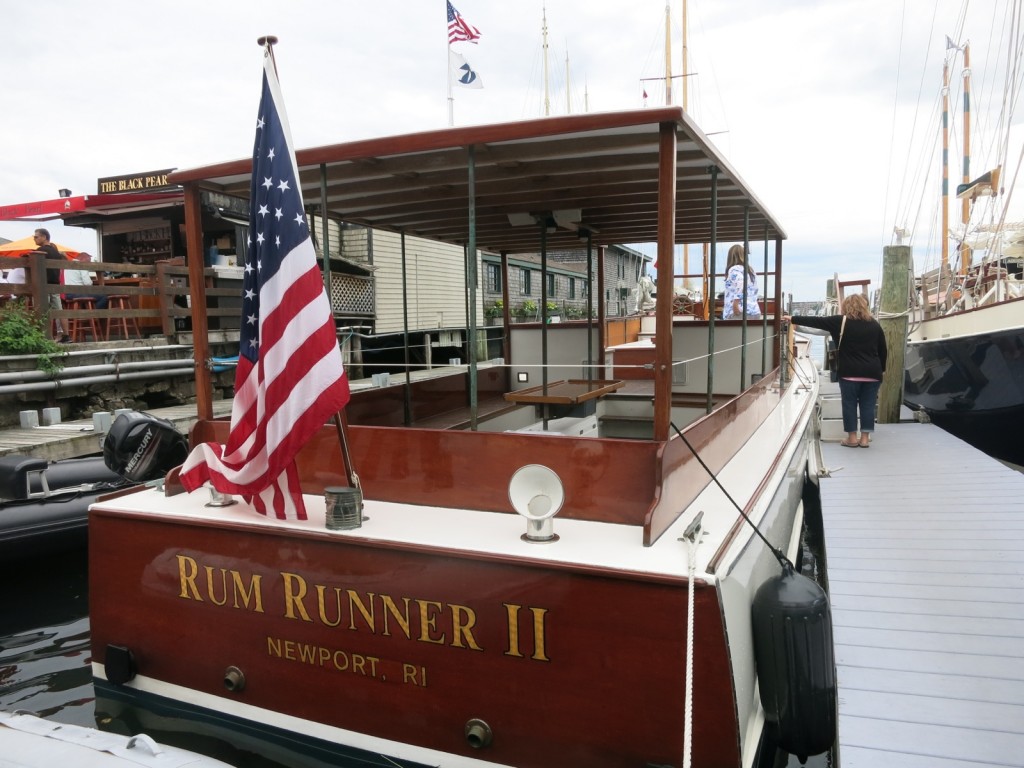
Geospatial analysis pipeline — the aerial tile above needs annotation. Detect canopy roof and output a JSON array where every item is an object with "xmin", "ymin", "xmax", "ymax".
[
  {"xmin": 0, "ymin": 192, "xmax": 181, "ymax": 223},
  {"xmin": 168, "ymin": 107, "xmax": 785, "ymax": 254}
]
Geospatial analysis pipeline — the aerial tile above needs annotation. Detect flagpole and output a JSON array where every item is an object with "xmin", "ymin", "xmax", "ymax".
[
  {"xmin": 257, "ymin": 34, "xmax": 279, "ymax": 74},
  {"xmin": 448, "ymin": 46, "xmax": 455, "ymax": 126},
  {"xmin": 262, "ymin": 33, "xmax": 360, "ymax": 498},
  {"xmin": 180, "ymin": 35, "xmax": 354, "ymax": 519},
  {"xmin": 446, "ymin": 2, "xmax": 482, "ymax": 121},
  {"xmin": 334, "ymin": 412, "xmax": 361, "ymax": 493},
  {"xmin": 259, "ymin": 33, "xmax": 361, "ymax": 494},
  {"xmin": 960, "ymin": 41, "xmax": 971, "ymax": 276},
  {"xmin": 444, "ymin": 1, "xmax": 452, "ymax": 124}
]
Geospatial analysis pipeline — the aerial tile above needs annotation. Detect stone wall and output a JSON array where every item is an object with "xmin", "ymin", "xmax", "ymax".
[{"xmin": 0, "ymin": 339, "xmax": 237, "ymax": 429}]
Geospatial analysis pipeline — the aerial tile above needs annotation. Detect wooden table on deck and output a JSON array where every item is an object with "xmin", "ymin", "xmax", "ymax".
[{"xmin": 503, "ymin": 379, "xmax": 624, "ymax": 405}]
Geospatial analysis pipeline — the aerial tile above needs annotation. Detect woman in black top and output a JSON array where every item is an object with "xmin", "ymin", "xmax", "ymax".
[{"xmin": 787, "ymin": 293, "xmax": 888, "ymax": 447}]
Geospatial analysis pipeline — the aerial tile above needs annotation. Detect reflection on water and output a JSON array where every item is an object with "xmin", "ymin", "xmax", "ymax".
[{"xmin": 0, "ymin": 550, "xmax": 94, "ymax": 728}]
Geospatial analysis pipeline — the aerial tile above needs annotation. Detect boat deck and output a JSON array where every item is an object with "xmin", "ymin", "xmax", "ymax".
[{"xmin": 820, "ymin": 420, "xmax": 1024, "ymax": 767}]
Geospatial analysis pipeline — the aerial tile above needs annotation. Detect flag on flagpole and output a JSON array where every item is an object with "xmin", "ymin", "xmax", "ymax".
[
  {"xmin": 447, "ymin": 1, "xmax": 480, "ymax": 44},
  {"xmin": 449, "ymin": 49, "xmax": 483, "ymax": 88},
  {"xmin": 180, "ymin": 46, "xmax": 350, "ymax": 520}
]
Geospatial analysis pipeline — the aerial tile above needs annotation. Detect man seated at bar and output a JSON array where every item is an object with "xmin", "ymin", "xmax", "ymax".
[
  {"xmin": 64, "ymin": 252, "xmax": 109, "ymax": 308},
  {"xmin": 1, "ymin": 262, "xmax": 26, "ymax": 300}
]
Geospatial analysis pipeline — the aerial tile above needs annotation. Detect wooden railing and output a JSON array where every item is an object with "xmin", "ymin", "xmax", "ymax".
[
  {"xmin": 1, "ymin": 252, "xmax": 373, "ymax": 340},
  {"xmin": 0, "ymin": 252, "xmax": 244, "ymax": 339}
]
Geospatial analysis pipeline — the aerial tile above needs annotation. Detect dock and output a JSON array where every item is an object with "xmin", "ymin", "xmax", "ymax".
[
  {"xmin": 820, "ymin": 420, "xmax": 1024, "ymax": 767},
  {"xmin": 0, "ymin": 401, "xmax": 236, "ymax": 462}
]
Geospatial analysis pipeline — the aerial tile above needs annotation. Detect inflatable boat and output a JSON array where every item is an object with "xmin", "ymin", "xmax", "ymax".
[{"xmin": 0, "ymin": 412, "xmax": 188, "ymax": 562}]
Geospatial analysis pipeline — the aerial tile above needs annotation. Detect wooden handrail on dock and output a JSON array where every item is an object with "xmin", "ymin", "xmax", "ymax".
[{"xmin": 0, "ymin": 252, "xmax": 240, "ymax": 339}]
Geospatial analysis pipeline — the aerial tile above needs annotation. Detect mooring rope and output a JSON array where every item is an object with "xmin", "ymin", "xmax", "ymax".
[{"xmin": 681, "ymin": 512, "xmax": 703, "ymax": 768}]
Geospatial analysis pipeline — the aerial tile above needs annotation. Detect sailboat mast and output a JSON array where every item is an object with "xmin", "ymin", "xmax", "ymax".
[
  {"xmin": 566, "ymin": 50, "xmax": 571, "ymax": 113},
  {"xmin": 664, "ymin": 3, "xmax": 673, "ymax": 104},
  {"xmin": 542, "ymin": 6, "xmax": 550, "ymax": 116},
  {"xmin": 942, "ymin": 59, "xmax": 950, "ymax": 270},
  {"xmin": 681, "ymin": 0, "xmax": 690, "ymax": 291},
  {"xmin": 961, "ymin": 42, "xmax": 972, "ymax": 275},
  {"xmin": 681, "ymin": 0, "xmax": 688, "ymax": 108}
]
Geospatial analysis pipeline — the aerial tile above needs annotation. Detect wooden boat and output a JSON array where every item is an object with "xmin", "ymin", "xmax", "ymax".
[
  {"xmin": 87, "ymin": 100, "xmax": 836, "ymax": 767},
  {"xmin": 902, "ymin": 20, "xmax": 1024, "ymax": 466}
]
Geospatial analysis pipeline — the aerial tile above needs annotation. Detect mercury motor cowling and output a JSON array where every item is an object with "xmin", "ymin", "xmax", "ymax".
[{"xmin": 102, "ymin": 411, "xmax": 189, "ymax": 483}]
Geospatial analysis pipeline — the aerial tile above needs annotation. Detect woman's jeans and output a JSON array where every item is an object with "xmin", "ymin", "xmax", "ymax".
[{"xmin": 839, "ymin": 379, "xmax": 882, "ymax": 433}]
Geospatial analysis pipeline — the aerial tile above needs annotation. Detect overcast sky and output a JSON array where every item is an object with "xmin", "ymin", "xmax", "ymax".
[{"xmin": 1, "ymin": 0, "xmax": 1019, "ymax": 302}]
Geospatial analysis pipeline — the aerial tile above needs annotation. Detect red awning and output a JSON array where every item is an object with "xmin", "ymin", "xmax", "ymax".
[{"xmin": 0, "ymin": 192, "xmax": 182, "ymax": 222}]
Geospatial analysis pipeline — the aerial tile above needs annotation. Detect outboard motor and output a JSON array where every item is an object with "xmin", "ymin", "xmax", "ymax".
[
  {"xmin": 752, "ymin": 561, "xmax": 837, "ymax": 763},
  {"xmin": 102, "ymin": 411, "xmax": 188, "ymax": 483}
]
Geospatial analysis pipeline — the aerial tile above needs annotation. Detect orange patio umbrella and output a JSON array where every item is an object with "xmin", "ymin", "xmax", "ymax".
[{"xmin": 0, "ymin": 236, "xmax": 79, "ymax": 259}]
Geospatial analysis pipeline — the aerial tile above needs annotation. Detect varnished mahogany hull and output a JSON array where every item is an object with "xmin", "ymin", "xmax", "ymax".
[
  {"xmin": 89, "ymin": 511, "xmax": 738, "ymax": 767},
  {"xmin": 88, "ymin": 365, "xmax": 818, "ymax": 767}
]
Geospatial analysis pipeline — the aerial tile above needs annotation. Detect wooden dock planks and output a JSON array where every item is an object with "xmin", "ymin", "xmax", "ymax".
[
  {"xmin": 0, "ymin": 401, "xmax": 235, "ymax": 461},
  {"xmin": 820, "ymin": 420, "xmax": 1024, "ymax": 768}
]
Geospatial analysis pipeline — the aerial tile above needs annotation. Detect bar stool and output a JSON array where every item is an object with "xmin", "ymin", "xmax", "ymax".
[
  {"xmin": 105, "ymin": 295, "xmax": 142, "ymax": 340},
  {"xmin": 66, "ymin": 297, "xmax": 102, "ymax": 342}
]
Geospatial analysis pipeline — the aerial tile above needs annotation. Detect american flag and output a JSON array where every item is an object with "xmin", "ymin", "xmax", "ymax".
[
  {"xmin": 447, "ymin": 1, "xmax": 480, "ymax": 45},
  {"xmin": 180, "ymin": 47, "xmax": 350, "ymax": 520}
]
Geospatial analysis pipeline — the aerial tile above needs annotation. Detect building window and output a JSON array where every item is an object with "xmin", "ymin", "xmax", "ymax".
[
  {"xmin": 546, "ymin": 273, "xmax": 556, "ymax": 296},
  {"xmin": 568, "ymin": 277, "xmax": 576, "ymax": 299},
  {"xmin": 487, "ymin": 263, "xmax": 502, "ymax": 293},
  {"xmin": 521, "ymin": 268, "xmax": 532, "ymax": 295}
]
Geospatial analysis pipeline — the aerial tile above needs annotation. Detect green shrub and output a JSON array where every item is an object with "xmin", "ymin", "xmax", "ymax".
[
  {"xmin": 484, "ymin": 299, "xmax": 504, "ymax": 319},
  {"xmin": 0, "ymin": 301, "xmax": 65, "ymax": 375},
  {"xmin": 517, "ymin": 299, "xmax": 538, "ymax": 317}
]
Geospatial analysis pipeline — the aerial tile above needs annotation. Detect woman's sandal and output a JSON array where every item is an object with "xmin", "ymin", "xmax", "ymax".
[{"xmin": 840, "ymin": 440, "xmax": 859, "ymax": 447}]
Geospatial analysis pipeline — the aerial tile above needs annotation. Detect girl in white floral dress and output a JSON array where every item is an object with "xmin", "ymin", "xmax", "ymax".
[{"xmin": 722, "ymin": 244, "xmax": 761, "ymax": 319}]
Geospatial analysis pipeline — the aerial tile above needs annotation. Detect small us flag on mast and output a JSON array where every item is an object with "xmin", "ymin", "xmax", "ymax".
[
  {"xmin": 447, "ymin": 1, "xmax": 480, "ymax": 45},
  {"xmin": 181, "ymin": 41, "xmax": 350, "ymax": 520}
]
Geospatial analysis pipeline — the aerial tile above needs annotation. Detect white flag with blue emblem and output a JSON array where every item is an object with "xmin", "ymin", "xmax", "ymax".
[{"xmin": 449, "ymin": 50, "xmax": 483, "ymax": 89}]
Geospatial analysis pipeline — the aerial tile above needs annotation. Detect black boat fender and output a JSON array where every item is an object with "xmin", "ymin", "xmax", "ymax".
[{"xmin": 751, "ymin": 561, "xmax": 837, "ymax": 762}]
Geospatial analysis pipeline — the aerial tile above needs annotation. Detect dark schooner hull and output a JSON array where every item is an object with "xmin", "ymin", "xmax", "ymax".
[{"xmin": 904, "ymin": 303, "xmax": 1024, "ymax": 466}]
